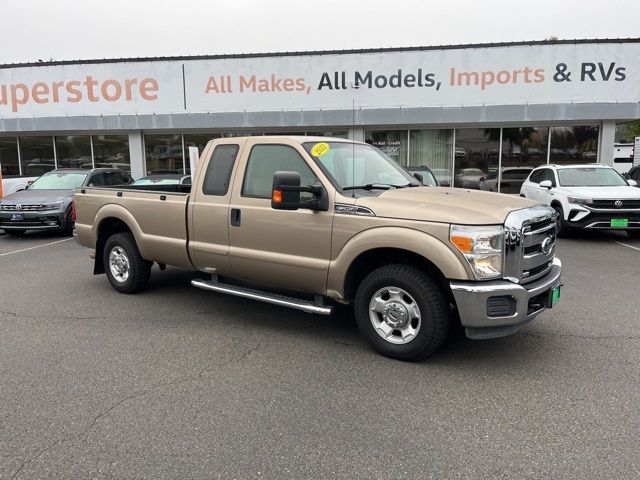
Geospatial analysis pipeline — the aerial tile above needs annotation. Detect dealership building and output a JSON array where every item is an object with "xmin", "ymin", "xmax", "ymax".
[{"xmin": 0, "ymin": 38, "xmax": 639, "ymax": 190}]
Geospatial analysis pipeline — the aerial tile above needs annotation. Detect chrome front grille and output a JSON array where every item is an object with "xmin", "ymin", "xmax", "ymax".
[
  {"xmin": 504, "ymin": 205, "xmax": 557, "ymax": 284},
  {"xmin": 0, "ymin": 204, "xmax": 41, "ymax": 211}
]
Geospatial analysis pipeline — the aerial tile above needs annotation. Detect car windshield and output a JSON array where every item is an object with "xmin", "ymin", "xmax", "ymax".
[
  {"xmin": 28, "ymin": 172, "xmax": 87, "ymax": 190},
  {"xmin": 303, "ymin": 141, "xmax": 416, "ymax": 189},
  {"xmin": 133, "ymin": 178, "xmax": 181, "ymax": 185},
  {"xmin": 557, "ymin": 168, "xmax": 628, "ymax": 187}
]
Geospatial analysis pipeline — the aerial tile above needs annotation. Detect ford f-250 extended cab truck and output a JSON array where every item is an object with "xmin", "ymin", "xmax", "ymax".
[{"xmin": 75, "ymin": 136, "xmax": 562, "ymax": 361}]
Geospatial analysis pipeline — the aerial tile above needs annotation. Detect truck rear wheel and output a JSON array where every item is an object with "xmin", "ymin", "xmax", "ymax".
[
  {"xmin": 354, "ymin": 264, "xmax": 449, "ymax": 361},
  {"xmin": 103, "ymin": 232, "xmax": 152, "ymax": 294}
]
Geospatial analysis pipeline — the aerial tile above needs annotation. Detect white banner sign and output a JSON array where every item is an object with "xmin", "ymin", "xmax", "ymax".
[
  {"xmin": 1, "ymin": 42, "xmax": 639, "ymax": 118},
  {"xmin": 634, "ymin": 136, "xmax": 640, "ymax": 167}
]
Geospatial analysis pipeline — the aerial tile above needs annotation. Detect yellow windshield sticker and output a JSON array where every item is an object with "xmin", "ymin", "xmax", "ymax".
[{"xmin": 311, "ymin": 142, "xmax": 330, "ymax": 157}]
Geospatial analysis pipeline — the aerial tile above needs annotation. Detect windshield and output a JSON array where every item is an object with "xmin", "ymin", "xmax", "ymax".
[
  {"xmin": 557, "ymin": 168, "xmax": 628, "ymax": 187},
  {"xmin": 28, "ymin": 172, "xmax": 87, "ymax": 190},
  {"xmin": 133, "ymin": 178, "xmax": 180, "ymax": 186},
  {"xmin": 303, "ymin": 142, "xmax": 416, "ymax": 189}
]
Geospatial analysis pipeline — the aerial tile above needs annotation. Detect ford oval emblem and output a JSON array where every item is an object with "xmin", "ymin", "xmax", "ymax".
[
  {"xmin": 541, "ymin": 236, "xmax": 554, "ymax": 255},
  {"xmin": 615, "ymin": 200, "xmax": 623, "ymax": 208}
]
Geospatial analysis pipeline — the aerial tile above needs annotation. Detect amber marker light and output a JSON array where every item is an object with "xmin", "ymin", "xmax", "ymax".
[
  {"xmin": 450, "ymin": 235, "xmax": 473, "ymax": 253},
  {"xmin": 272, "ymin": 190, "xmax": 283, "ymax": 204}
]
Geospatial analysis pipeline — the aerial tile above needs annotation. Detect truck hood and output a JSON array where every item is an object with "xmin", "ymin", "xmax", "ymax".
[
  {"xmin": 557, "ymin": 186, "xmax": 640, "ymax": 199},
  {"xmin": 355, "ymin": 187, "xmax": 539, "ymax": 225},
  {"xmin": 0, "ymin": 189, "xmax": 73, "ymax": 205}
]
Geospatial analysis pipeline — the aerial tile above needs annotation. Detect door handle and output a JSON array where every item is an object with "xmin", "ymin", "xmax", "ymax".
[{"xmin": 230, "ymin": 208, "xmax": 241, "ymax": 227}]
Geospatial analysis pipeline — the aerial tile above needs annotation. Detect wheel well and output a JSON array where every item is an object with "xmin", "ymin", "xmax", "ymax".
[
  {"xmin": 343, "ymin": 248, "xmax": 451, "ymax": 302},
  {"xmin": 94, "ymin": 217, "xmax": 132, "ymax": 274}
]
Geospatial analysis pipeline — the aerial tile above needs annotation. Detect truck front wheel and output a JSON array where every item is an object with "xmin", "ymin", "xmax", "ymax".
[
  {"xmin": 354, "ymin": 264, "xmax": 449, "ymax": 361},
  {"xmin": 103, "ymin": 232, "xmax": 152, "ymax": 294}
]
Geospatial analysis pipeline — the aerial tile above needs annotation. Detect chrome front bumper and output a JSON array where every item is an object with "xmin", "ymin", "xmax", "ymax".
[{"xmin": 450, "ymin": 258, "xmax": 562, "ymax": 340}]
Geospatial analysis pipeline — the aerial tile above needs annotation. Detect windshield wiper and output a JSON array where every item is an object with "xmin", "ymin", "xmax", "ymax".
[
  {"xmin": 342, "ymin": 184, "xmax": 393, "ymax": 191},
  {"xmin": 391, "ymin": 183, "xmax": 421, "ymax": 188}
]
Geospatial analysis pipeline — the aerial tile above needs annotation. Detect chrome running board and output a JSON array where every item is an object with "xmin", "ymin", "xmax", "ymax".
[{"xmin": 191, "ymin": 279, "xmax": 333, "ymax": 315}]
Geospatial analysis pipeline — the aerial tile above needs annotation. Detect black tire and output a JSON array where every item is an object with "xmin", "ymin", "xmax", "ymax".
[
  {"xmin": 103, "ymin": 232, "xmax": 152, "ymax": 294},
  {"xmin": 627, "ymin": 230, "xmax": 640, "ymax": 240},
  {"xmin": 354, "ymin": 264, "xmax": 449, "ymax": 361},
  {"xmin": 6, "ymin": 230, "xmax": 26, "ymax": 237},
  {"xmin": 552, "ymin": 204, "xmax": 571, "ymax": 238},
  {"xmin": 59, "ymin": 206, "xmax": 74, "ymax": 236}
]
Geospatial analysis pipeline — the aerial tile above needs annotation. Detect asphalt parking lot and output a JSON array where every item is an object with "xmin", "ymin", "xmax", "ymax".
[{"xmin": 1, "ymin": 230, "xmax": 639, "ymax": 479}]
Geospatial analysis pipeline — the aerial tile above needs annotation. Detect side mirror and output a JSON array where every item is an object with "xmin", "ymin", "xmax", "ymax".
[
  {"xmin": 539, "ymin": 180, "xmax": 553, "ymax": 189},
  {"xmin": 413, "ymin": 172, "xmax": 424, "ymax": 184},
  {"xmin": 628, "ymin": 179, "xmax": 638, "ymax": 187},
  {"xmin": 271, "ymin": 171, "xmax": 328, "ymax": 211}
]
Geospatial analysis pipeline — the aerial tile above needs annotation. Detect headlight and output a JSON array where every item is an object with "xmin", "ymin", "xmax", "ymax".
[
  {"xmin": 40, "ymin": 202, "xmax": 63, "ymax": 210},
  {"xmin": 450, "ymin": 224, "xmax": 503, "ymax": 279},
  {"xmin": 567, "ymin": 197, "xmax": 593, "ymax": 206}
]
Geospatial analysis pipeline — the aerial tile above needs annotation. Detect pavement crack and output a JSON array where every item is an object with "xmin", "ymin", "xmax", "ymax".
[{"xmin": 9, "ymin": 342, "xmax": 260, "ymax": 479}]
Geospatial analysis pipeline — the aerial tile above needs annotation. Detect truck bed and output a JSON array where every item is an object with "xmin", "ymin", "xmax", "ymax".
[{"xmin": 74, "ymin": 186, "xmax": 193, "ymax": 269}]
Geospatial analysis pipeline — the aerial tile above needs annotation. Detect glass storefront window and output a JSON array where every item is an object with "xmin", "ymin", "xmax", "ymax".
[
  {"xmin": 55, "ymin": 135, "xmax": 93, "ymax": 169},
  {"xmin": 454, "ymin": 129, "xmax": 500, "ymax": 191},
  {"xmin": 0, "ymin": 137, "xmax": 20, "ymax": 176},
  {"xmin": 409, "ymin": 129, "xmax": 453, "ymax": 187},
  {"xmin": 365, "ymin": 130, "xmax": 408, "ymax": 166},
  {"xmin": 549, "ymin": 126, "xmax": 599, "ymax": 165},
  {"xmin": 19, "ymin": 136, "xmax": 55, "ymax": 176},
  {"xmin": 144, "ymin": 134, "xmax": 184, "ymax": 174},
  {"xmin": 92, "ymin": 135, "xmax": 130, "ymax": 173},
  {"xmin": 501, "ymin": 127, "xmax": 549, "ymax": 167}
]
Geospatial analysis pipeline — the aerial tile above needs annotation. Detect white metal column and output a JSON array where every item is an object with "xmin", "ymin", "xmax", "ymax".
[
  {"xmin": 450, "ymin": 129, "xmax": 456, "ymax": 188},
  {"xmin": 128, "ymin": 132, "xmax": 146, "ymax": 179},
  {"xmin": 598, "ymin": 121, "xmax": 616, "ymax": 167},
  {"xmin": 89, "ymin": 136, "xmax": 95, "ymax": 169},
  {"xmin": 16, "ymin": 137, "xmax": 22, "ymax": 175},
  {"xmin": 349, "ymin": 127, "xmax": 364, "ymax": 142},
  {"xmin": 53, "ymin": 136, "xmax": 58, "ymax": 169},
  {"xmin": 497, "ymin": 128, "xmax": 503, "ymax": 193}
]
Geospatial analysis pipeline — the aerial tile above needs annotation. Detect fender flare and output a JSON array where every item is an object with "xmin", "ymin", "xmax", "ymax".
[
  {"xmin": 326, "ymin": 226, "xmax": 471, "ymax": 300},
  {"xmin": 93, "ymin": 203, "xmax": 149, "ymax": 259}
]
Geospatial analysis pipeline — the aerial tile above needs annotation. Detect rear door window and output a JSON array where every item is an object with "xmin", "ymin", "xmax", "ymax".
[{"xmin": 202, "ymin": 144, "xmax": 239, "ymax": 196}]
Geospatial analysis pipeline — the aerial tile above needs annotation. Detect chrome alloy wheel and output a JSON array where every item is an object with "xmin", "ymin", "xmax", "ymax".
[
  {"xmin": 369, "ymin": 286, "xmax": 421, "ymax": 344},
  {"xmin": 108, "ymin": 246, "xmax": 130, "ymax": 283}
]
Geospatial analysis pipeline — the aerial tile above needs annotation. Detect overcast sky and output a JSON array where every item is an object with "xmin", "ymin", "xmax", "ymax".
[{"xmin": 3, "ymin": 0, "xmax": 639, "ymax": 64}]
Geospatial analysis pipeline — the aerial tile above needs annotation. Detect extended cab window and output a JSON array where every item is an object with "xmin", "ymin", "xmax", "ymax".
[
  {"xmin": 242, "ymin": 144, "xmax": 316, "ymax": 199},
  {"xmin": 202, "ymin": 144, "xmax": 239, "ymax": 196}
]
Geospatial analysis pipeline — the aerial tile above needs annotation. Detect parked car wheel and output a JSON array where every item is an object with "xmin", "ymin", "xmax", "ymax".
[
  {"xmin": 354, "ymin": 264, "xmax": 449, "ymax": 361},
  {"xmin": 60, "ymin": 206, "xmax": 74, "ymax": 236},
  {"xmin": 103, "ymin": 232, "xmax": 152, "ymax": 294},
  {"xmin": 552, "ymin": 204, "xmax": 571, "ymax": 238}
]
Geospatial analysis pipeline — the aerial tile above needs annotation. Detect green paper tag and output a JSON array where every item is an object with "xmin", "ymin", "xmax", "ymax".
[
  {"xmin": 611, "ymin": 219, "xmax": 628, "ymax": 228},
  {"xmin": 552, "ymin": 286, "xmax": 561, "ymax": 305}
]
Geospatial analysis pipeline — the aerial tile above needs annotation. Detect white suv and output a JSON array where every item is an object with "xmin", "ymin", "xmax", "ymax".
[{"xmin": 520, "ymin": 164, "xmax": 640, "ymax": 238}]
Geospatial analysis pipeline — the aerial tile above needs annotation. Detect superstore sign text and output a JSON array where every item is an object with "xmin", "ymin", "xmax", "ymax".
[{"xmin": 1, "ymin": 43, "xmax": 638, "ymax": 117}]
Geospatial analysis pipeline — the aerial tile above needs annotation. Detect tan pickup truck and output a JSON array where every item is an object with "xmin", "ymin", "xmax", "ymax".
[{"xmin": 75, "ymin": 136, "xmax": 562, "ymax": 360}]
